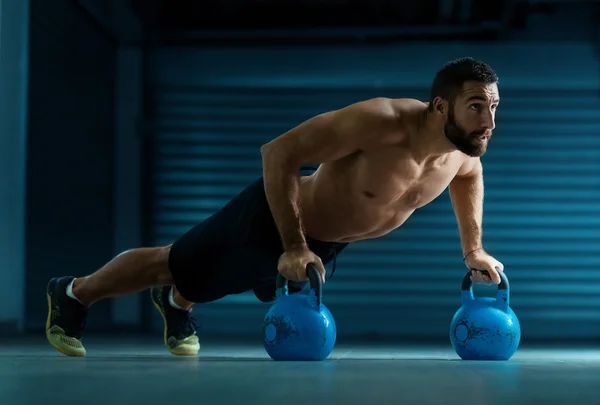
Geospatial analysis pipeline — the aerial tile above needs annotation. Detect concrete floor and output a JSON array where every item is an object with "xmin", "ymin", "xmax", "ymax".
[{"xmin": 1, "ymin": 335, "xmax": 599, "ymax": 405}]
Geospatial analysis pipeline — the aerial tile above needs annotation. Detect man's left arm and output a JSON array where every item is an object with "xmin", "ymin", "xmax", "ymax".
[{"xmin": 449, "ymin": 158, "xmax": 504, "ymax": 284}]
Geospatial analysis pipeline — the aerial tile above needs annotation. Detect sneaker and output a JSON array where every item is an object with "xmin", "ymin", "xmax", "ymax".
[
  {"xmin": 151, "ymin": 286, "xmax": 200, "ymax": 356},
  {"xmin": 45, "ymin": 277, "xmax": 88, "ymax": 356}
]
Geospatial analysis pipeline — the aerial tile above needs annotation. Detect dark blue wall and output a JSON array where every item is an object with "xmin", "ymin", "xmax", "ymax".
[
  {"xmin": 25, "ymin": 0, "xmax": 117, "ymax": 331},
  {"xmin": 146, "ymin": 42, "xmax": 600, "ymax": 342},
  {"xmin": 11, "ymin": 0, "xmax": 600, "ymax": 343},
  {"xmin": 0, "ymin": 0, "xmax": 29, "ymax": 334}
]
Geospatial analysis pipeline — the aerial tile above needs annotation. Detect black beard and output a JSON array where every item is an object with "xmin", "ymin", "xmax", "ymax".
[{"xmin": 444, "ymin": 109, "xmax": 489, "ymax": 157}]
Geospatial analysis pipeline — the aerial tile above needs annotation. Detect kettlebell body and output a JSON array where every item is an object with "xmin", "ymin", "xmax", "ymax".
[
  {"xmin": 450, "ymin": 270, "xmax": 521, "ymax": 361},
  {"xmin": 263, "ymin": 265, "xmax": 336, "ymax": 361}
]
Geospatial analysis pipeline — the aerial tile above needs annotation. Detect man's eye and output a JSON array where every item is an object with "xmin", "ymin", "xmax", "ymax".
[{"xmin": 469, "ymin": 104, "xmax": 480, "ymax": 110}]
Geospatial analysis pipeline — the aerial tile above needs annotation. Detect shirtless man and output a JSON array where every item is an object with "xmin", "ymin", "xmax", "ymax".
[{"xmin": 45, "ymin": 57, "xmax": 505, "ymax": 357}]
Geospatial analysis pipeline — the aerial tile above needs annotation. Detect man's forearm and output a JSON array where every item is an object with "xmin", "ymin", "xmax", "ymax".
[
  {"xmin": 261, "ymin": 146, "xmax": 308, "ymax": 251},
  {"xmin": 449, "ymin": 172, "xmax": 484, "ymax": 256}
]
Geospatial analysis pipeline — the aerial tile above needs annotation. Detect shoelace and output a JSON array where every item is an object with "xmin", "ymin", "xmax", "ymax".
[
  {"xmin": 183, "ymin": 309, "xmax": 198, "ymax": 334},
  {"xmin": 169, "ymin": 308, "xmax": 198, "ymax": 336}
]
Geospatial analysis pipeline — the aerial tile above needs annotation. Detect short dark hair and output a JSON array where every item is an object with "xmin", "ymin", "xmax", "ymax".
[{"xmin": 429, "ymin": 57, "xmax": 498, "ymax": 109}]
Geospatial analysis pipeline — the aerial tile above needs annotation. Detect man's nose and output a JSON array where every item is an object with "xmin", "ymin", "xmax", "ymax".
[{"xmin": 482, "ymin": 110, "xmax": 495, "ymax": 131}]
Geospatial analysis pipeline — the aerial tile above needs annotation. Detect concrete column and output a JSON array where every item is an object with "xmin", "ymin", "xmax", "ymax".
[{"xmin": 0, "ymin": 0, "xmax": 29, "ymax": 334}]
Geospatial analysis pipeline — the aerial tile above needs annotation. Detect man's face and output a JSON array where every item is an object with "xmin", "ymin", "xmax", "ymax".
[{"xmin": 444, "ymin": 81, "xmax": 499, "ymax": 157}]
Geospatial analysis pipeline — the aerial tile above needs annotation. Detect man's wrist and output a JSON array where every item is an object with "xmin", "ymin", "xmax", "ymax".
[
  {"xmin": 283, "ymin": 239, "xmax": 308, "ymax": 252},
  {"xmin": 463, "ymin": 247, "xmax": 483, "ymax": 262}
]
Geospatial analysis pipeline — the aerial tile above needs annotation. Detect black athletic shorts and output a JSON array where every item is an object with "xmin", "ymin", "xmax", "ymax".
[{"xmin": 167, "ymin": 175, "xmax": 348, "ymax": 304}]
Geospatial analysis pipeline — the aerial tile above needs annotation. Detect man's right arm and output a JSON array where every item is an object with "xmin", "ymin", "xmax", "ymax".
[{"xmin": 260, "ymin": 98, "xmax": 399, "ymax": 251}]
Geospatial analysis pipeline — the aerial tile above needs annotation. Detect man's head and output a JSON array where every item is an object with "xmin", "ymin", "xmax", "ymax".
[{"xmin": 429, "ymin": 57, "xmax": 499, "ymax": 157}]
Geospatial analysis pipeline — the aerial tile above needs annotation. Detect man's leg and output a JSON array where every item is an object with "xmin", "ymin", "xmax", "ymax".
[
  {"xmin": 72, "ymin": 245, "xmax": 200, "ymax": 356},
  {"xmin": 45, "ymin": 176, "xmax": 277, "ymax": 357},
  {"xmin": 45, "ymin": 245, "xmax": 198, "ymax": 357},
  {"xmin": 71, "ymin": 246, "xmax": 174, "ymax": 306}
]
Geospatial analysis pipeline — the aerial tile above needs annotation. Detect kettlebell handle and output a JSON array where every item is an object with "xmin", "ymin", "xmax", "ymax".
[
  {"xmin": 461, "ymin": 268, "xmax": 510, "ymax": 292},
  {"xmin": 276, "ymin": 263, "xmax": 322, "ymax": 307},
  {"xmin": 461, "ymin": 268, "xmax": 511, "ymax": 310}
]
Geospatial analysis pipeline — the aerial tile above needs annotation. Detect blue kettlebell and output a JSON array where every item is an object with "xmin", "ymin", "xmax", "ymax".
[
  {"xmin": 263, "ymin": 264, "xmax": 336, "ymax": 361},
  {"xmin": 449, "ymin": 269, "xmax": 521, "ymax": 360}
]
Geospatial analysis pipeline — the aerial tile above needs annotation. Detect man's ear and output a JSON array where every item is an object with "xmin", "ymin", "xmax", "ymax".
[{"xmin": 432, "ymin": 96, "xmax": 447, "ymax": 116}]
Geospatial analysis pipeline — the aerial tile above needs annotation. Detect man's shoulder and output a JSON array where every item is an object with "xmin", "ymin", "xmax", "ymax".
[
  {"xmin": 342, "ymin": 97, "xmax": 427, "ymax": 121},
  {"xmin": 390, "ymin": 97, "xmax": 429, "ymax": 114},
  {"xmin": 345, "ymin": 98, "xmax": 423, "ymax": 145},
  {"xmin": 351, "ymin": 96, "xmax": 426, "ymax": 109}
]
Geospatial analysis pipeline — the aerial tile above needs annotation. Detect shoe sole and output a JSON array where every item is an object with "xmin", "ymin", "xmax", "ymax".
[
  {"xmin": 45, "ymin": 285, "xmax": 86, "ymax": 357},
  {"xmin": 151, "ymin": 298, "xmax": 199, "ymax": 356}
]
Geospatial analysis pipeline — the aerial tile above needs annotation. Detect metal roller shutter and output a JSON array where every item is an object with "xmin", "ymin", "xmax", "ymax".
[{"xmin": 146, "ymin": 45, "xmax": 600, "ymax": 342}]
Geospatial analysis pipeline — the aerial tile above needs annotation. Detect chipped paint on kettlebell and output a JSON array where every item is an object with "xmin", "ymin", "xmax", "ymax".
[{"xmin": 263, "ymin": 314, "xmax": 298, "ymax": 345}]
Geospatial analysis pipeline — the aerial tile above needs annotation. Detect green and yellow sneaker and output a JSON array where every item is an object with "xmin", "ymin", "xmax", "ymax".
[
  {"xmin": 45, "ymin": 277, "xmax": 88, "ymax": 357},
  {"xmin": 151, "ymin": 286, "xmax": 200, "ymax": 356}
]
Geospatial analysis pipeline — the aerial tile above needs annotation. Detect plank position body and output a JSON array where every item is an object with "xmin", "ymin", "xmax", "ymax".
[{"xmin": 45, "ymin": 57, "xmax": 504, "ymax": 357}]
